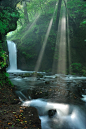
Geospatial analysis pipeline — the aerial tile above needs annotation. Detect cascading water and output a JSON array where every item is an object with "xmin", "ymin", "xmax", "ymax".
[
  {"xmin": 7, "ymin": 40, "xmax": 22, "ymax": 72},
  {"xmin": 7, "ymin": 40, "xmax": 17, "ymax": 72},
  {"xmin": 21, "ymin": 98, "xmax": 86, "ymax": 129}
]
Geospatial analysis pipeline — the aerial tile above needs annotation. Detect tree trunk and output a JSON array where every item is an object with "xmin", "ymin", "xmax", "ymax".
[
  {"xmin": 55, "ymin": 0, "xmax": 62, "ymax": 31},
  {"xmin": 23, "ymin": 1, "xmax": 29, "ymax": 24}
]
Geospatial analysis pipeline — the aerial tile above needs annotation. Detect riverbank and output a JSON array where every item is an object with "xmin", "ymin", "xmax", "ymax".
[{"xmin": 0, "ymin": 83, "xmax": 41, "ymax": 129}]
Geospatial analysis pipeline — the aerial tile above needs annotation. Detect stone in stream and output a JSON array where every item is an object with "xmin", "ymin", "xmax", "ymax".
[{"xmin": 48, "ymin": 109, "xmax": 57, "ymax": 118}]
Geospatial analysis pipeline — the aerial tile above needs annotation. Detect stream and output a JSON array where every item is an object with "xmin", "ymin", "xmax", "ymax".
[
  {"xmin": 7, "ymin": 38, "xmax": 86, "ymax": 129},
  {"xmin": 8, "ymin": 71, "xmax": 86, "ymax": 129}
]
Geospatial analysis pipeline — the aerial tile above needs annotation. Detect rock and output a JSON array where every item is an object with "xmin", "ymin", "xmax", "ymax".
[
  {"xmin": 23, "ymin": 107, "xmax": 41, "ymax": 129},
  {"xmin": 11, "ymin": 99, "xmax": 20, "ymax": 104},
  {"xmin": 45, "ymin": 80, "xmax": 50, "ymax": 84},
  {"xmin": 48, "ymin": 109, "xmax": 57, "ymax": 118}
]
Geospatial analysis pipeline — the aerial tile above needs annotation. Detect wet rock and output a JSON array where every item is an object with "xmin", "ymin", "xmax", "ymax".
[
  {"xmin": 48, "ymin": 109, "xmax": 57, "ymax": 118},
  {"xmin": 37, "ymin": 76, "xmax": 40, "ymax": 80},
  {"xmin": 45, "ymin": 80, "xmax": 50, "ymax": 84},
  {"xmin": 23, "ymin": 107, "xmax": 41, "ymax": 129}
]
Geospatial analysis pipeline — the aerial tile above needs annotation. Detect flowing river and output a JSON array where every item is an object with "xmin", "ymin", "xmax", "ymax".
[
  {"xmin": 8, "ymin": 72, "xmax": 86, "ymax": 129},
  {"xmin": 7, "ymin": 40, "xmax": 86, "ymax": 128}
]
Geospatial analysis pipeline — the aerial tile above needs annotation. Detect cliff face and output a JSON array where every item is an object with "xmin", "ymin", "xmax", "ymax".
[
  {"xmin": 0, "ymin": 0, "xmax": 21, "ymax": 98},
  {"xmin": 0, "ymin": 0, "xmax": 20, "ymax": 39},
  {"xmin": 0, "ymin": 0, "xmax": 20, "ymax": 109},
  {"xmin": 0, "ymin": 0, "xmax": 20, "ymax": 72}
]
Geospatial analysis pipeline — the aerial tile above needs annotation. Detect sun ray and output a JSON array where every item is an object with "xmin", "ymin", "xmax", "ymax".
[
  {"xmin": 34, "ymin": 2, "xmax": 58, "ymax": 72},
  {"xmin": 57, "ymin": 9, "xmax": 66, "ymax": 74},
  {"xmin": 21, "ymin": 14, "xmax": 40, "ymax": 41},
  {"xmin": 52, "ymin": 1, "xmax": 68, "ymax": 75},
  {"xmin": 52, "ymin": 17, "xmax": 61, "ymax": 74}
]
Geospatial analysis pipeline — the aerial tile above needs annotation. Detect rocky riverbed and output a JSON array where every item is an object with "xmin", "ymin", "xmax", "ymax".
[
  {"xmin": 9, "ymin": 72, "xmax": 86, "ymax": 104},
  {"xmin": 1, "ymin": 72, "xmax": 85, "ymax": 129}
]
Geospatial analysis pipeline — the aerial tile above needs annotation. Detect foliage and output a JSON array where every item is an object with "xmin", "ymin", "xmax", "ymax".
[
  {"xmin": 6, "ymin": 0, "xmax": 86, "ymax": 73},
  {"xmin": 22, "ymin": 51, "xmax": 37, "ymax": 59},
  {"xmin": 67, "ymin": 0, "xmax": 86, "ymax": 26},
  {"xmin": 0, "ymin": 71, "xmax": 14, "ymax": 87},
  {"xmin": 70, "ymin": 63, "xmax": 83, "ymax": 75},
  {"xmin": 16, "ymin": 0, "xmax": 56, "ymax": 26},
  {"xmin": 0, "ymin": 50, "xmax": 7, "ymax": 69},
  {"xmin": 82, "ymin": 68, "xmax": 86, "ymax": 76},
  {"xmin": 0, "ymin": 43, "xmax": 13, "ymax": 89},
  {"xmin": 0, "ymin": 6, "xmax": 19, "ymax": 88},
  {"xmin": 71, "ymin": 64, "xmax": 86, "ymax": 76},
  {"xmin": 0, "ymin": 7, "xmax": 19, "ymax": 34}
]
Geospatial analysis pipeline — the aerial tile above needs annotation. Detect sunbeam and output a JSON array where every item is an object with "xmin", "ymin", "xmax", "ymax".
[
  {"xmin": 34, "ymin": 18, "xmax": 53, "ymax": 72},
  {"xmin": 21, "ymin": 14, "xmax": 40, "ymax": 41},
  {"xmin": 57, "ymin": 11, "xmax": 66, "ymax": 74},
  {"xmin": 34, "ymin": 2, "xmax": 58, "ymax": 72},
  {"xmin": 52, "ymin": 2, "xmax": 67, "ymax": 75}
]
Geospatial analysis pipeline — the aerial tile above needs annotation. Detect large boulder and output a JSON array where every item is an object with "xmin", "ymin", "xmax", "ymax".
[{"xmin": 23, "ymin": 106, "xmax": 41, "ymax": 129}]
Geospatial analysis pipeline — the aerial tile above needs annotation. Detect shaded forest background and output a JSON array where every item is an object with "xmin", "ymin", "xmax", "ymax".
[
  {"xmin": 0, "ymin": 0, "xmax": 86, "ymax": 80},
  {"xmin": 7, "ymin": 0, "xmax": 86, "ymax": 75}
]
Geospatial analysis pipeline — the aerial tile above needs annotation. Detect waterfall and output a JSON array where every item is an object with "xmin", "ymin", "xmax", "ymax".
[{"xmin": 7, "ymin": 40, "xmax": 21, "ymax": 72}]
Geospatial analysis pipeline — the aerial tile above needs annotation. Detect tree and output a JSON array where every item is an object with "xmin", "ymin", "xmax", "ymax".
[
  {"xmin": 55, "ymin": 0, "xmax": 62, "ymax": 31},
  {"xmin": 23, "ymin": 1, "xmax": 29, "ymax": 24}
]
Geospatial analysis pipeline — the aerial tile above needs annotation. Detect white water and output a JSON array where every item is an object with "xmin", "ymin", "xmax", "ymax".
[
  {"xmin": 22, "ymin": 99, "xmax": 86, "ymax": 129},
  {"xmin": 81, "ymin": 95, "xmax": 86, "ymax": 102},
  {"xmin": 7, "ymin": 40, "xmax": 23, "ymax": 72},
  {"xmin": 7, "ymin": 40, "xmax": 41, "ymax": 73},
  {"xmin": 7, "ymin": 40, "xmax": 17, "ymax": 72}
]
